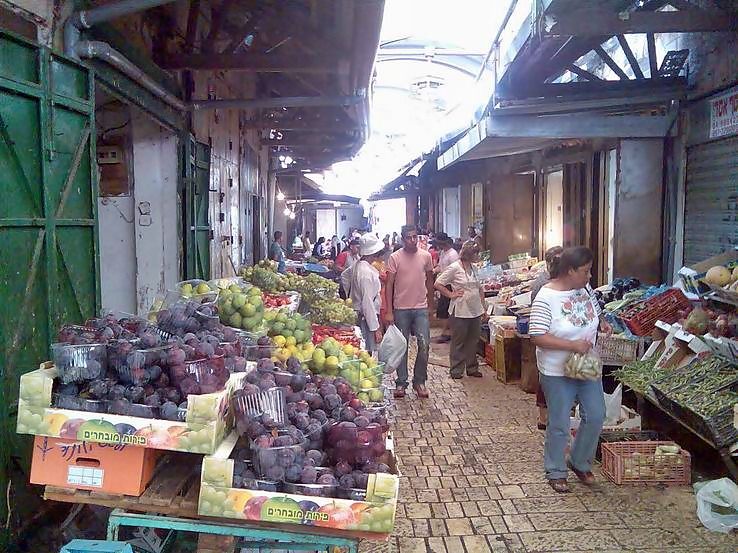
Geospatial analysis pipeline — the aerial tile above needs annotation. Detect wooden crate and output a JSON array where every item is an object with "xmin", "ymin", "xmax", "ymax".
[
  {"xmin": 44, "ymin": 453, "xmax": 201, "ymax": 518},
  {"xmin": 518, "ymin": 336, "xmax": 538, "ymax": 394},
  {"xmin": 495, "ymin": 333, "xmax": 521, "ymax": 383},
  {"xmin": 484, "ymin": 342, "xmax": 495, "ymax": 368}
]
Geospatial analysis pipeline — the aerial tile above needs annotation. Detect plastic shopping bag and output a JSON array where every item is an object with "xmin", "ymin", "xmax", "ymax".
[
  {"xmin": 572, "ymin": 383, "xmax": 622, "ymax": 428},
  {"xmin": 378, "ymin": 324, "xmax": 407, "ymax": 374},
  {"xmin": 604, "ymin": 383, "xmax": 623, "ymax": 426},
  {"xmin": 564, "ymin": 350, "xmax": 603, "ymax": 380},
  {"xmin": 695, "ymin": 478, "xmax": 738, "ymax": 533}
]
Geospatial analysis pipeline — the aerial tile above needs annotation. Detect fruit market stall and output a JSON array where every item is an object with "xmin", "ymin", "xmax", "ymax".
[
  {"xmin": 18, "ymin": 261, "xmax": 398, "ymax": 551},
  {"xmin": 610, "ymin": 253, "xmax": 738, "ymax": 478}
]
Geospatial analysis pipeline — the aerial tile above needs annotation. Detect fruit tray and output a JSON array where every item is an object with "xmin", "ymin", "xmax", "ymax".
[
  {"xmin": 618, "ymin": 288, "xmax": 691, "ymax": 336},
  {"xmin": 17, "ymin": 363, "xmax": 246, "ymax": 454},
  {"xmin": 601, "ymin": 441, "xmax": 691, "ymax": 485},
  {"xmin": 651, "ymin": 384, "xmax": 738, "ymax": 448},
  {"xmin": 199, "ymin": 432, "xmax": 400, "ymax": 535}
]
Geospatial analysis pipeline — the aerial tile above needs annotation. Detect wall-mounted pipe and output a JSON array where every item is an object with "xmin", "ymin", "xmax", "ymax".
[
  {"xmin": 64, "ymin": 0, "xmax": 179, "ymax": 59},
  {"xmin": 191, "ymin": 95, "xmax": 364, "ymax": 111},
  {"xmin": 75, "ymin": 40, "xmax": 189, "ymax": 111},
  {"xmin": 64, "ymin": 0, "xmax": 186, "ymax": 112}
]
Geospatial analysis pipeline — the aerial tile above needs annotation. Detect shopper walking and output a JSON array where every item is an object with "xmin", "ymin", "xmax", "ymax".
[
  {"xmin": 335, "ymin": 238, "xmax": 360, "ymax": 272},
  {"xmin": 531, "ymin": 245, "xmax": 564, "ymax": 430},
  {"xmin": 312, "ymin": 237, "xmax": 326, "ymax": 258},
  {"xmin": 302, "ymin": 231, "xmax": 313, "ymax": 254},
  {"xmin": 270, "ymin": 231, "xmax": 287, "ymax": 274},
  {"xmin": 385, "ymin": 225, "xmax": 434, "ymax": 399},
  {"xmin": 431, "ymin": 232, "xmax": 459, "ymax": 344},
  {"xmin": 529, "ymin": 246, "xmax": 612, "ymax": 493},
  {"xmin": 434, "ymin": 242, "xmax": 487, "ymax": 379},
  {"xmin": 467, "ymin": 225, "xmax": 483, "ymax": 249},
  {"xmin": 346, "ymin": 234, "xmax": 385, "ymax": 353}
]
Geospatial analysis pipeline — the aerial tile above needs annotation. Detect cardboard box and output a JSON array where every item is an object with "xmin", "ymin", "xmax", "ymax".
[
  {"xmin": 198, "ymin": 433, "xmax": 400, "ymax": 535},
  {"xmin": 703, "ymin": 334, "xmax": 738, "ymax": 364},
  {"xmin": 641, "ymin": 321, "xmax": 674, "ymax": 361},
  {"xmin": 17, "ymin": 363, "xmax": 246, "ymax": 454},
  {"xmin": 571, "ymin": 406, "xmax": 642, "ymax": 437},
  {"xmin": 677, "ymin": 249, "xmax": 738, "ymax": 297},
  {"xmin": 30, "ymin": 436, "xmax": 158, "ymax": 495}
]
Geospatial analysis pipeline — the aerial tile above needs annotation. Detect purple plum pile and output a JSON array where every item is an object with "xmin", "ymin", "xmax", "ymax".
[
  {"xmin": 230, "ymin": 355, "xmax": 390, "ymax": 498},
  {"xmin": 49, "ymin": 307, "xmax": 251, "ymax": 421}
]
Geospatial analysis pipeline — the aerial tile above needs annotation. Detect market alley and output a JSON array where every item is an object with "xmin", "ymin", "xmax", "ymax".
[{"xmin": 380, "ymin": 340, "xmax": 738, "ymax": 553}]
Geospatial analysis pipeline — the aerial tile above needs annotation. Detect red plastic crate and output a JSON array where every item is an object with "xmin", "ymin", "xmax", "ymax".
[
  {"xmin": 618, "ymin": 289, "xmax": 691, "ymax": 336},
  {"xmin": 600, "ymin": 440, "xmax": 691, "ymax": 485}
]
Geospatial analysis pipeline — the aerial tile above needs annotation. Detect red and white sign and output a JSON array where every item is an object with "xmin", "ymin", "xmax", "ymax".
[{"xmin": 710, "ymin": 87, "xmax": 738, "ymax": 139}]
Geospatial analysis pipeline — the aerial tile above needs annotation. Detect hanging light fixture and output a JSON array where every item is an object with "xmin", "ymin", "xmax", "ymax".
[
  {"xmin": 288, "ymin": 211, "xmax": 296, "ymax": 220},
  {"xmin": 277, "ymin": 190, "xmax": 285, "ymax": 201},
  {"xmin": 283, "ymin": 207, "xmax": 291, "ymax": 216}
]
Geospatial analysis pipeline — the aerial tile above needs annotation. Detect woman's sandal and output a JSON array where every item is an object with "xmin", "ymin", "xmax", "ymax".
[{"xmin": 548, "ymin": 479, "xmax": 570, "ymax": 493}]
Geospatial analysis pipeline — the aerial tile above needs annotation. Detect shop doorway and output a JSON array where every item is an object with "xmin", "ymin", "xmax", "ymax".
[
  {"xmin": 442, "ymin": 186, "xmax": 461, "ymax": 238},
  {"xmin": 544, "ymin": 169, "xmax": 564, "ymax": 251}
]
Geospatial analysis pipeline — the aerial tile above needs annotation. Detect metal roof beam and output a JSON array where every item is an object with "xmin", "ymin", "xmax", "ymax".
[
  {"xmin": 545, "ymin": 9, "xmax": 738, "ymax": 36},
  {"xmin": 158, "ymin": 53, "xmax": 343, "ymax": 73}
]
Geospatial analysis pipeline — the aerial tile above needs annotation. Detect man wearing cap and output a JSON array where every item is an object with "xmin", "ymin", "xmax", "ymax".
[
  {"xmin": 432, "ymin": 232, "xmax": 459, "ymax": 343},
  {"xmin": 345, "ymin": 234, "xmax": 385, "ymax": 353},
  {"xmin": 335, "ymin": 238, "xmax": 361, "ymax": 272}
]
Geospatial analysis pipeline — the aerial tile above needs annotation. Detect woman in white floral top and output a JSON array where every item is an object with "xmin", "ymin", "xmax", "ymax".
[{"xmin": 529, "ymin": 246, "xmax": 612, "ymax": 494}]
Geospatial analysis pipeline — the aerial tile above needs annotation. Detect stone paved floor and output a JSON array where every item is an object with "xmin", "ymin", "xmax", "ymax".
[{"xmin": 365, "ymin": 338, "xmax": 738, "ymax": 553}]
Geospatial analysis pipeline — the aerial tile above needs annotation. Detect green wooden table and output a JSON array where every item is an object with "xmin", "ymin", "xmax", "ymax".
[{"xmin": 106, "ymin": 508, "xmax": 362, "ymax": 552}]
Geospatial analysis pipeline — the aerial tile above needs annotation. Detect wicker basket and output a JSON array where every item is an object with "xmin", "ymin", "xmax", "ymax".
[
  {"xmin": 600, "ymin": 440, "xmax": 691, "ymax": 485},
  {"xmin": 595, "ymin": 333, "xmax": 648, "ymax": 366}
]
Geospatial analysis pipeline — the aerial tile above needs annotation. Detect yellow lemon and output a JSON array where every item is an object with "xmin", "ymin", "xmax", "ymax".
[
  {"xmin": 342, "ymin": 344, "xmax": 355, "ymax": 357},
  {"xmin": 273, "ymin": 335, "xmax": 286, "ymax": 347},
  {"xmin": 286, "ymin": 336, "xmax": 297, "ymax": 347}
]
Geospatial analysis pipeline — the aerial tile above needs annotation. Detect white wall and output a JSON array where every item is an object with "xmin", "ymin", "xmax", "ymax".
[
  {"xmin": 316, "ymin": 210, "xmax": 336, "ymax": 243},
  {"xmin": 131, "ymin": 112, "xmax": 179, "ymax": 314},
  {"xmin": 337, "ymin": 207, "xmax": 364, "ymax": 239},
  {"xmin": 98, "ymin": 196, "xmax": 137, "ymax": 314},
  {"xmin": 370, "ymin": 198, "xmax": 406, "ymax": 239}
]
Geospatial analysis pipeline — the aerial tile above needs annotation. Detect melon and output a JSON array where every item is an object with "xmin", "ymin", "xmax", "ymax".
[
  {"xmin": 733, "ymin": 266, "xmax": 738, "ymax": 282},
  {"xmin": 705, "ymin": 266, "xmax": 732, "ymax": 287}
]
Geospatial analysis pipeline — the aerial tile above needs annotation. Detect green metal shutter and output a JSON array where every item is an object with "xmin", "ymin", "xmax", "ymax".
[
  {"xmin": 0, "ymin": 30, "xmax": 99, "ymax": 540},
  {"xmin": 684, "ymin": 137, "xmax": 738, "ymax": 265},
  {"xmin": 183, "ymin": 135, "xmax": 211, "ymax": 279}
]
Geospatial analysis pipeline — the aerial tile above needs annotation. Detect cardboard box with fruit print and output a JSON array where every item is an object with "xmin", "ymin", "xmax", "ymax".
[
  {"xmin": 17, "ymin": 363, "xmax": 247, "ymax": 455},
  {"xmin": 198, "ymin": 432, "xmax": 400, "ymax": 535}
]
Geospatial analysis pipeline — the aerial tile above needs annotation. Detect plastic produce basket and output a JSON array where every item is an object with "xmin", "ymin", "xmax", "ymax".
[
  {"xmin": 600, "ymin": 441, "xmax": 691, "ymax": 485},
  {"xmin": 618, "ymin": 288, "xmax": 691, "ymax": 336},
  {"xmin": 595, "ymin": 333, "xmax": 649, "ymax": 366},
  {"xmin": 232, "ymin": 386, "xmax": 287, "ymax": 425},
  {"xmin": 51, "ymin": 343, "xmax": 107, "ymax": 384}
]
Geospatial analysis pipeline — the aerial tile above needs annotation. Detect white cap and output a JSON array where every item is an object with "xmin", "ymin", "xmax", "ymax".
[{"xmin": 360, "ymin": 234, "xmax": 385, "ymax": 257}]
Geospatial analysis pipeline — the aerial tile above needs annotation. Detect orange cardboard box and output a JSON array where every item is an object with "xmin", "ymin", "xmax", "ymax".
[{"xmin": 30, "ymin": 436, "xmax": 159, "ymax": 496}]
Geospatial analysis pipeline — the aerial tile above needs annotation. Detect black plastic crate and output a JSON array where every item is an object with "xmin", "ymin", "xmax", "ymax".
[
  {"xmin": 596, "ymin": 430, "xmax": 668, "ymax": 462},
  {"xmin": 652, "ymin": 385, "xmax": 738, "ymax": 449}
]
